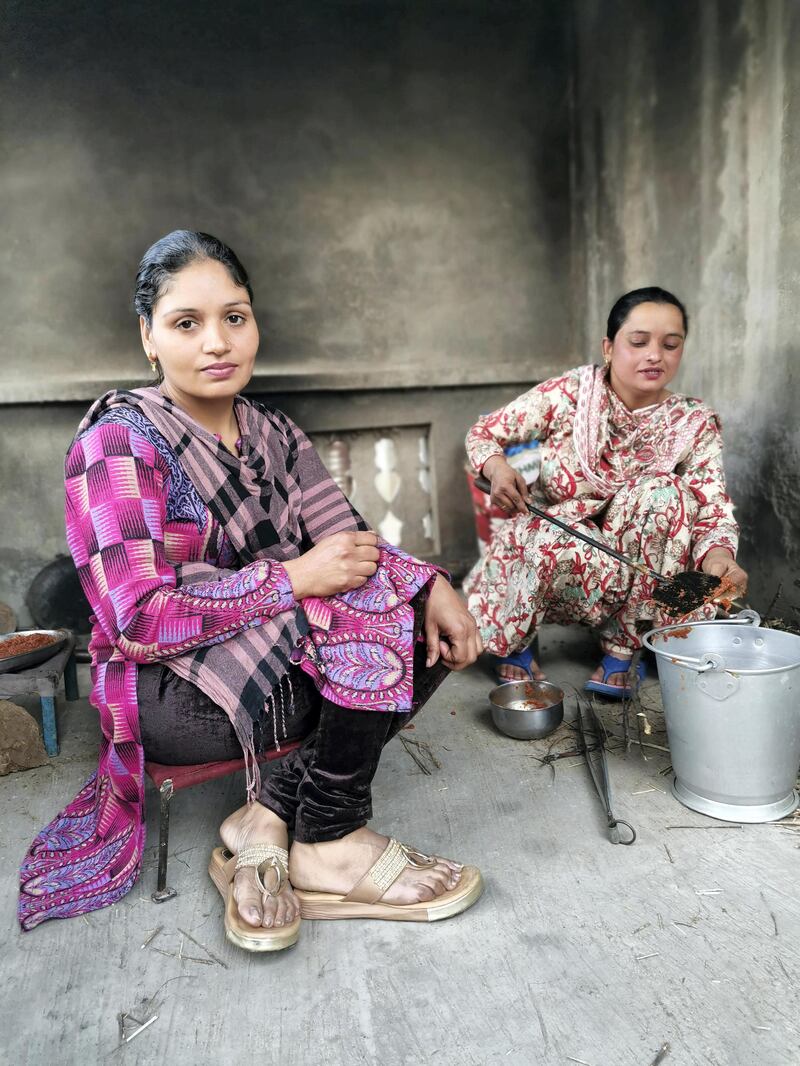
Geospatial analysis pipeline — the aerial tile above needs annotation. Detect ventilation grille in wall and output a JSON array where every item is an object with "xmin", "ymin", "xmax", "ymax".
[{"xmin": 309, "ymin": 425, "xmax": 437, "ymax": 557}]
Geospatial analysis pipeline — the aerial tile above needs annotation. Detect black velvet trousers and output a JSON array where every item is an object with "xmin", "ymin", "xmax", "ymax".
[{"xmin": 138, "ymin": 595, "xmax": 449, "ymax": 843}]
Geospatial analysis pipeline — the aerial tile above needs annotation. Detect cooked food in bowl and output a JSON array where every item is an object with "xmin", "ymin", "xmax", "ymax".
[{"xmin": 488, "ymin": 680, "xmax": 564, "ymax": 740}]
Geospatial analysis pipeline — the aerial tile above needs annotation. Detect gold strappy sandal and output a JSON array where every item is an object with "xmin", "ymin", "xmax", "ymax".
[
  {"xmin": 208, "ymin": 844, "xmax": 300, "ymax": 951},
  {"xmin": 293, "ymin": 838, "xmax": 483, "ymax": 923}
]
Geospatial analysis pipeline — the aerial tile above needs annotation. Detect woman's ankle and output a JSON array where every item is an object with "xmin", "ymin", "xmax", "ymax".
[{"xmin": 220, "ymin": 801, "xmax": 289, "ymax": 841}]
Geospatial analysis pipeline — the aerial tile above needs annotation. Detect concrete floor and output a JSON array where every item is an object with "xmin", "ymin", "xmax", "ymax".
[{"xmin": 2, "ymin": 624, "xmax": 799, "ymax": 1066}]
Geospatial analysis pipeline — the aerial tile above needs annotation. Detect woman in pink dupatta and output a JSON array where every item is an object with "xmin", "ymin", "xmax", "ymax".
[
  {"xmin": 20, "ymin": 231, "xmax": 483, "ymax": 949},
  {"xmin": 464, "ymin": 287, "xmax": 748, "ymax": 696}
]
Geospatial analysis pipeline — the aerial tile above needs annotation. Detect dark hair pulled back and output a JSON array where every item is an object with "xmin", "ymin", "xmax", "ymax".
[
  {"xmin": 606, "ymin": 286, "xmax": 688, "ymax": 340},
  {"xmin": 134, "ymin": 230, "xmax": 253, "ymax": 325}
]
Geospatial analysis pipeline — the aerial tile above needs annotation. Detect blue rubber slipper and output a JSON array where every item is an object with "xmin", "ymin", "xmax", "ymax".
[
  {"xmin": 493, "ymin": 646, "xmax": 542, "ymax": 683},
  {"xmin": 584, "ymin": 654, "xmax": 646, "ymax": 700}
]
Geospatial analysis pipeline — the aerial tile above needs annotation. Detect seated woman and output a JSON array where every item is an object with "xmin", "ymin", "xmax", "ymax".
[
  {"xmin": 19, "ymin": 231, "xmax": 483, "ymax": 949},
  {"xmin": 464, "ymin": 287, "xmax": 748, "ymax": 695}
]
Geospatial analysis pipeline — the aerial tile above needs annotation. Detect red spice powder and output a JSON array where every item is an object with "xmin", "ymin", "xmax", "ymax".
[
  {"xmin": 709, "ymin": 573, "xmax": 738, "ymax": 612},
  {"xmin": 668, "ymin": 626, "xmax": 692, "ymax": 640},
  {"xmin": 651, "ymin": 572, "xmax": 741, "ymax": 623},
  {"xmin": 0, "ymin": 633, "xmax": 58, "ymax": 660}
]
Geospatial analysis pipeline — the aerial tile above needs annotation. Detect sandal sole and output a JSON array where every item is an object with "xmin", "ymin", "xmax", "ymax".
[
  {"xmin": 583, "ymin": 682, "xmax": 633, "ymax": 700},
  {"xmin": 294, "ymin": 866, "xmax": 484, "ymax": 923},
  {"xmin": 208, "ymin": 847, "xmax": 300, "ymax": 952}
]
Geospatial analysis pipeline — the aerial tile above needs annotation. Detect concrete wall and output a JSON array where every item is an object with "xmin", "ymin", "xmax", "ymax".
[
  {"xmin": 0, "ymin": 1, "xmax": 573, "ymax": 622},
  {"xmin": 4, "ymin": 0, "xmax": 798, "ymax": 625},
  {"xmin": 571, "ymin": 0, "xmax": 800, "ymax": 606},
  {"xmin": 0, "ymin": 0, "xmax": 571, "ymax": 400}
]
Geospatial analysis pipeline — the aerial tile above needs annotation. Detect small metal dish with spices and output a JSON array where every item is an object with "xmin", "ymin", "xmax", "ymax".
[
  {"xmin": 488, "ymin": 680, "xmax": 564, "ymax": 740},
  {"xmin": 0, "ymin": 630, "xmax": 68, "ymax": 673}
]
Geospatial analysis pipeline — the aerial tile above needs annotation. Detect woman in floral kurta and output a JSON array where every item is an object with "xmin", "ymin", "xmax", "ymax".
[{"xmin": 464, "ymin": 288, "xmax": 747, "ymax": 694}]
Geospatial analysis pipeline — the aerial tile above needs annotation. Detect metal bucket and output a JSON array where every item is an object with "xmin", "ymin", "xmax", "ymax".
[{"xmin": 642, "ymin": 610, "xmax": 800, "ymax": 822}]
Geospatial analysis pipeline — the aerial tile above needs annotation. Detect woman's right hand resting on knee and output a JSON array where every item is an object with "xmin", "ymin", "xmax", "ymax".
[
  {"xmin": 483, "ymin": 455, "xmax": 530, "ymax": 516},
  {"xmin": 424, "ymin": 575, "xmax": 482, "ymax": 670},
  {"xmin": 283, "ymin": 533, "xmax": 481, "ymax": 670},
  {"xmin": 283, "ymin": 531, "xmax": 381, "ymax": 599}
]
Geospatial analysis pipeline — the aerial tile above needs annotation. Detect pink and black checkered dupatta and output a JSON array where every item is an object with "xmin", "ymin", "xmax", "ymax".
[
  {"xmin": 104, "ymin": 387, "xmax": 366, "ymax": 792},
  {"xmin": 19, "ymin": 388, "xmax": 438, "ymax": 929}
]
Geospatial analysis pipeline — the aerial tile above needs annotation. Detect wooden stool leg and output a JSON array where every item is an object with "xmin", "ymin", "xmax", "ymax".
[
  {"xmin": 152, "ymin": 778, "xmax": 177, "ymax": 903},
  {"xmin": 64, "ymin": 654, "xmax": 79, "ymax": 701},
  {"xmin": 40, "ymin": 696, "xmax": 59, "ymax": 757}
]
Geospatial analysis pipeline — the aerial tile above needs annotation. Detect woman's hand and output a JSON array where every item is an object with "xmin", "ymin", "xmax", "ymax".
[
  {"xmin": 483, "ymin": 455, "xmax": 530, "ymax": 517},
  {"xmin": 424, "ymin": 575, "xmax": 483, "ymax": 670},
  {"xmin": 701, "ymin": 548, "xmax": 749, "ymax": 597},
  {"xmin": 283, "ymin": 531, "xmax": 380, "ymax": 600}
]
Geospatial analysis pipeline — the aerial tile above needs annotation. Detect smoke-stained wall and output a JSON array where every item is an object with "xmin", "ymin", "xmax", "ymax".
[
  {"xmin": 3, "ymin": 0, "xmax": 797, "ymax": 625},
  {"xmin": 571, "ymin": 0, "xmax": 800, "ymax": 602},
  {"xmin": 1, "ymin": 1, "xmax": 571, "ymax": 399},
  {"xmin": 0, "ymin": 1, "xmax": 573, "ymax": 620}
]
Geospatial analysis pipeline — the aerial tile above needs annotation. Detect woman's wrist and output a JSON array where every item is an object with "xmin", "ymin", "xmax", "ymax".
[
  {"xmin": 282, "ymin": 557, "xmax": 309, "ymax": 600},
  {"xmin": 700, "ymin": 547, "xmax": 735, "ymax": 571},
  {"xmin": 481, "ymin": 454, "xmax": 508, "ymax": 480}
]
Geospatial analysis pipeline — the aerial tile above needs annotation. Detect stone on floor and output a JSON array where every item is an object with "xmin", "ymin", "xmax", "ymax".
[{"xmin": 0, "ymin": 700, "xmax": 49, "ymax": 775}]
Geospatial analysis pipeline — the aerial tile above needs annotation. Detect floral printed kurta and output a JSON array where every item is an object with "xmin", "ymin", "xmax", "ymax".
[{"xmin": 464, "ymin": 366, "xmax": 739, "ymax": 657}]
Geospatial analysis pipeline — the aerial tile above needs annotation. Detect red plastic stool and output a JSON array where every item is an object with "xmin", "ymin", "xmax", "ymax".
[{"xmin": 144, "ymin": 742, "xmax": 300, "ymax": 903}]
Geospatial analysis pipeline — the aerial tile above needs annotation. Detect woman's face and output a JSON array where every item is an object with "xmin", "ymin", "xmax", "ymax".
[
  {"xmin": 602, "ymin": 301, "xmax": 685, "ymax": 402},
  {"xmin": 140, "ymin": 258, "xmax": 259, "ymax": 402}
]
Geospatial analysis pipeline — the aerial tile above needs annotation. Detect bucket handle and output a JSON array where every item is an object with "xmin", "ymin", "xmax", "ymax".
[
  {"xmin": 669, "ymin": 651, "xmax": 725, "ymax": 674},
  {"xmin": 642, "ymin": 609, "xmax": 761, "ymax": 672}
]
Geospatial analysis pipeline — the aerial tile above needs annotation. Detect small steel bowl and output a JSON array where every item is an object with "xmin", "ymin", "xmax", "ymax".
[{"xmin": 489, "ymin": 680, "xmax": 564, "ymax": 740}]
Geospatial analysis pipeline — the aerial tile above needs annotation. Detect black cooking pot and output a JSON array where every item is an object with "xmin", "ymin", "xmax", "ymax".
[{"xmin": 26, "ymin": 555, "xmax": 92, "ymax": 634}]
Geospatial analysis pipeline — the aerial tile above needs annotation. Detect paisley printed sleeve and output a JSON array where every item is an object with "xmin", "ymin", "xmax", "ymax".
[
  {"xmin": 375, "ymin": 540, "xmax": 448, "ymax": 587},
  {"xmin": 65, "ymin": 421, "xmax": 297, "ymax": 664},
  {"xmin": 678, "ymin": 415, "xmax": 740, "ymax": 565},
  {"xmin": 299, "ymin": 539, "xmax": 442, "ymax": 712},
  {"xmin": 465, "ymin": 370, "xmax": 578, "ymax": 473}
]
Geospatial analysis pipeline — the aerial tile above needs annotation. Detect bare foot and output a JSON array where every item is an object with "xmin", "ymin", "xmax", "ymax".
[
  {"xmin": 219, "ymin": 803, "xmax": 300, "ymax": 929},
  {"xmin": 589, "ymin": 656, "xmax": 632, "ymax": 689},
  {"xmin": 497, "ymin": 660, "xmax": 547, "ymax": 683},
  {"xmin": 289, "ymin": 827, "xmax": 463, "ymax": 905}
]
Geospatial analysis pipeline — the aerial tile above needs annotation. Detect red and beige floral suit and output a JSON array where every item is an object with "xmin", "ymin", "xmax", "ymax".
[{"xmin": 464, "ymin": 366, "xmax": 739, "ymax": 658}]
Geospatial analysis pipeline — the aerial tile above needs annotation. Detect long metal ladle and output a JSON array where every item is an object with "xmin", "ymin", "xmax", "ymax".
[{"xmin": 473, "ymin": 474, "xmax": 720, "ymax": 612}]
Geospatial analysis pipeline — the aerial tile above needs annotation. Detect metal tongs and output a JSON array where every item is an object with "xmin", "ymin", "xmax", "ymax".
[
  {"xmin": 473, "ymin": 474, "xmax": 720, "ymax": 611},
  {"xmin": 576, "ymin": 698, "xmax": 636, "ymax": 845}
]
